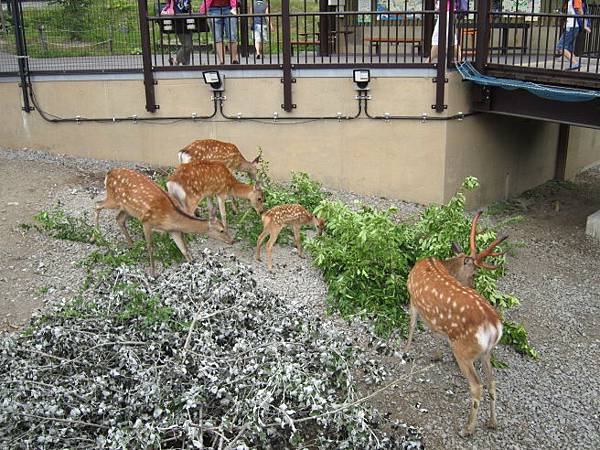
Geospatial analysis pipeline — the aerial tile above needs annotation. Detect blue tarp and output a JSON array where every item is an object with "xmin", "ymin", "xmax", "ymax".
[{"xmin": 456, "ymin": 61, "xmax": 600, "ymax": 102}]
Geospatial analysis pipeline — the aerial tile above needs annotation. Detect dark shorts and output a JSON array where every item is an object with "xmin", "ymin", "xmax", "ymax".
[{"xmin": 556, "ymin": 27, "xmax": 579, "ymax": 53}]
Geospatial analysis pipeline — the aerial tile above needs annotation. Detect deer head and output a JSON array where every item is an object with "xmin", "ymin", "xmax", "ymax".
[
  {"xmin": 442, "ymin": 211, "xmax": 508, "ymax": 288},
  {"xmin": 247, "ymin": 181, "xmax": 265, "ymax": 214}
]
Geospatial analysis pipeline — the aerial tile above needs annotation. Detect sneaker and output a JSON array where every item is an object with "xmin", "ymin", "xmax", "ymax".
[
  {"xmin": 566, "ymin": 63, "xmax": 581, "ymax": 70},
  {"xmin": 232, "ymin": 60, "xmax": 239, "ymax": 64},
  {"xmin": 256, "ymin": 54, "xmax": 261, "ymax": 59}
]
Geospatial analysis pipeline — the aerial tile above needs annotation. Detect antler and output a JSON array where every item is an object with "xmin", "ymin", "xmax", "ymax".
[
  {"xmin": 469, "ymin": 210, "xmax": 483, "ymax": 258},
  {"xmin": 474, "ymin": 234, "xmax": 508, "ymax": 269}
]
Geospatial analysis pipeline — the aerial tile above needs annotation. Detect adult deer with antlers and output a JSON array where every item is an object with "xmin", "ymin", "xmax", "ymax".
[
  {"xmin": 255, "ymin": 204, "xmax": 325, "ymax": 271},
  {"xmin": 167, "ymin": 161, "xmax": 264, "ymax": 231},
  {"xmin": 405, "ymin": 211, "xmax": 508, "ymax": 436},
  {"xmin": 178, "ymin": 139, "xmax": 260, "ymax": 182},
  {"xmin": 95, "ymin": 169, "xmax": 233, "ymax": 275}
]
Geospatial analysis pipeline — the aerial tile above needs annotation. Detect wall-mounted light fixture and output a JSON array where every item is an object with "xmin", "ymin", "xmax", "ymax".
[
  {"xmin": 203, "ymin": 70, "xmax": 224, "ymax": 91},
  {"xmin": 353, "ymin": 69, "xmax": 370, "ymax": 90}
]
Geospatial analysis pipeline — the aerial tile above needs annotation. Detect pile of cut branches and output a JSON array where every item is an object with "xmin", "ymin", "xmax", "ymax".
[{"xmin": 0, "ymin": 250, "xmax": 423, "ymax": 449}]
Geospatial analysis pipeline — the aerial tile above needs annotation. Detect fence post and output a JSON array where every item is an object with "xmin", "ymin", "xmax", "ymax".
[
  {"xmin": 10, "ymin": 0, "xmax": 31, "ymax": 112},
  {"xmin": 423, "ymin": 0, "xmax": 435, "ymax": 59},
  {"xmin": 281, "ymin": 0, "xmax": 294, "ymax": 112},
  {"xmin": 137, "ymin": 0, "xmax": 157, "ymax": 113},
  {"xmin": 239, "ymin": 0, "xmax": 250, "ymax": 57},
  {"xmin": 475, "ymin": 0, "xmax": 490, "ymax": 72},
  {"xmin": 319, "ymin": 0, "xmax": 329, "ymax": 57},
  {"xmin": 434, "ymin": 0, "xmax": 447, "ymax": 113}
]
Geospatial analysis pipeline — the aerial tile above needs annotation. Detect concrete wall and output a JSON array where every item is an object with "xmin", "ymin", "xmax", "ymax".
[
  {"xmin": 0, "ymin": 71, "xmax": 597, "ymax": 206},
  {"xmin": 566, "ymin": 127, "xmax": 600, "ymax": 179}
]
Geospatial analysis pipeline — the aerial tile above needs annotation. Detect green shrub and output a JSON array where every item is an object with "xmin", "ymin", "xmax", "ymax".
[{"xmin": 307, "ymin": 177, "xmax": 536, "ymax": 357}]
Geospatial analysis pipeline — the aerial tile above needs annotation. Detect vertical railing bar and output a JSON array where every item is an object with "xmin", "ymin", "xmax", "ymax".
[
  {"xmin": 435, "ymin": 0, "xmax": 447, "ymax": 113},
  {"xmin": 10, "ymin": 0, "xmax": 31, "ymax": 112},
  {"xmin": 281, "ymin": 0, "xmax": 293, "ymax": 112},
  {"xmin": 137, "ymin": 0, "xmax": 156, "ymax": 112},
  {"xmin": 475, "ymin": 0, "xmax": 489, "ymax": 72}
]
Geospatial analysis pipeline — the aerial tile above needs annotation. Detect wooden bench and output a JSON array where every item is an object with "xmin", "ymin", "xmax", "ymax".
[{"xmin": 365, "ymin": 37, "xmax": 423, "ymax": 57}]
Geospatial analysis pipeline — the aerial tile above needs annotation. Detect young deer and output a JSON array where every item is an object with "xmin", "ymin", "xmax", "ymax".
[
  {"xmin": 95, "ymin": 168, "xmax": 234, "ymax": 275},
  {"xmin": 178, "ymin": 139, "xmax": 260, "ymax": 182},
  {"xmin": 166, "ymin": 161, "xmax": 264, "ymax": 231},
  {"xmin": 255, "ymin": 204, "xmax": 325, "ymax": 271},
  {"xmin": 405, "ymin": 211, "xmax": 508, "ymax": 436}
]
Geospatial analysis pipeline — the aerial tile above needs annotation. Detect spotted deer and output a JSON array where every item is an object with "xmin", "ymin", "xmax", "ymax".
[
  {"xmin": 178, "ymin": 139, "xmax": 260, "ymax": 182},
  {"xmin": 166, "ymin": 161, "xmax": 264, "ymax": 231},
  {"xmin": 95, "ymin": 168, "xmax": 234, "ymax": 275},
  {"xmin": 255, "ymin": 204, "xmax": 325, "ymax": 271},
  {"xmin": 405, "ymin": 211, "xmax": 508, "ymax": 436}
]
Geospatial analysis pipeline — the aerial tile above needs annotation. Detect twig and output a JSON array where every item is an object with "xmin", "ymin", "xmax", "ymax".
[{"xmin": 17, "ymin": 412, "xmax": 109, "ymax": 429}]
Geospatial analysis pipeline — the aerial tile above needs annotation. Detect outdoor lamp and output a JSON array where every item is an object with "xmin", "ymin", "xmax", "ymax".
[
  {"xmin": 202, "ymin": 71, "xmax": 223, "ymax": 91},
  {"xmin": 353, "ymin": 69, "xmax": 370, "ymax": 90}
]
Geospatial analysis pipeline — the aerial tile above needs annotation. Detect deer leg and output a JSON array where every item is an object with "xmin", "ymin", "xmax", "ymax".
[
  {"xmin": 405, "ymin": 302, "xmax": 418, "ymax": 352},
  {"xmin": 292, "ymin": 224, "xmax": 304, "ymax": 258},
  {"xmin": 265, "ymin": 226, "xmax": 283, "ymax": 271},
  {"xmin": 453, "ymin": 346, "xmax": 483, "ymax": 437},
  {"xmin": 229, "ymin": 196, "xmax": 239, "ymax": 214},
  {"xmin": 116, "ymin": 210, "xmax": 134, "ymax": 247},
  {"xmin": 169, "ymin": 231, "xmax": 191, "ymax": 262},
  {"xmin": 217, "ymin": 195, "xmax": 228, "ymax": 231},
  {"xmin": 95, "ymin": 198, "xmax": 117, "ymax": 230},
  {"xmin": 482, "ymin": 351, "xmax": 498, "ymax": 429},
  {"xmin": 142, "ymin": 222, "xmax": 156, "ymax": 277},
  {"xmin": 205, "ymin": 197, "xmax": 213, "ymax": 218},
  {"xmin": 255, "ymin": 229, "xmax": 269, "ymax": 262},
  {"xmin": 188, "ymin": 196, "xmax": 199, "ymax": 217}
]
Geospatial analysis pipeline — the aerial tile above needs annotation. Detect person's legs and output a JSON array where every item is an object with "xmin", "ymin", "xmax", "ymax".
[
  {"xmin": 224, "ymin": 11, "xmax": 238, "ymax": 63},
  {"xmin": 176, "ymin": 32, "xmax": 192, "ymax": 65},
  {"xmin": 253, "ymin": 27, "xmax": 262, "ymax": 56},
  {"xmin": 210, "ymin": 8, "xmax": 225, "ymax": 64},
  {"xmin": 557, "ymin": 28, "xmax": 579, "ymax": 69}
]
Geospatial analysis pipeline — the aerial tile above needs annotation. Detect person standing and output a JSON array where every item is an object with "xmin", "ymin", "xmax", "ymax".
[
  {"xmin": 251, "ymin": 0, "xmax": 274, "ymax": 59},
  {"xmin": 161, "ymin": 0, "xmax": 194, "ymax": 66},
  {"xmin": 556, "ymin": 0, "xmax": 591, "ymax": 70},
  {"xmin": 200, "ymin": 0, "xmax": 239, "ymax": 64}
]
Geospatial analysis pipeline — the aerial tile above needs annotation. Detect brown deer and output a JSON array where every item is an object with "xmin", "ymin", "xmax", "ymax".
[
  {"xmin": 255, "ymin": 204, "xmax": 325, "ymax": 271},
  {"xmin": 178, "ymin": 139, "xmax": 260, "ymax": 182},
  {"xmin": 166, "ymin": 161, "xmax": 264, "ymax": 232},
  {"xmin": 95, "ymin": 168, "xmax": 234, "ymax": 275},
  {"xmin": 405, "ymin": 211, "xmax": 508, "ymax": 436}
]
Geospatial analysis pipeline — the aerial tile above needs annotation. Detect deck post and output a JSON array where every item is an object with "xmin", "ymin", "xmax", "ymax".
[
  {"xmin": 434, "ymin": 0, "xmax": 448, "ymax": 113},
  {"xmin": 424, "ymin": 0, "xmax": 435, "ymax": 59},
  {"xmin": 475, "ymin": 0, "xmax": 490, "ymax": 72},
  {"xmin": 554, "ymin": 124, "xmax": 570, "ymax": 181},
  {"xmin": 137, "ymin": 0, "xmax": 157, "ymax": 113},
  {"xmin": 281, "ymin": 0, "xmax": 294, "ymax": 112},
  {"xmin": 10, "ymin": 0, "xmax": 32, "ymax": 113}
]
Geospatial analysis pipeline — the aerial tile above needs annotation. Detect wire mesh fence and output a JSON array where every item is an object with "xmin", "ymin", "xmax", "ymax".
[{"xmin": 1, "ymin": 0, "xmax": 143, "ymax": 75}]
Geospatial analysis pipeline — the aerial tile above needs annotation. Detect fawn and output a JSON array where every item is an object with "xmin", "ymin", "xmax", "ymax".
[
  {"xmin": 178, "ymin": 139, "xmax": 260, "ymax": 182},
  {"xmin": 166, "ymin": 161, "xmax": 264, "ymax": 231},
  {"xmin": 255, "ymin": 204, "xmax": 325, "ymax": 271},
  {"xmin": 95, "ymin": 168, "xmax": 234, "ymax": 275},
  {"xmin": 405, "ymin": 211, "xmax": 508, "ymax": 436}
]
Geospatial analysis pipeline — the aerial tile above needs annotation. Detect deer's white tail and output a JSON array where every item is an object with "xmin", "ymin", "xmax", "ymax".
[
  {"xmin": 178, "ymin": 150, "xmax": 191, "ymax": 164},
  {"xmin": 166, "ymin": 180, "xmax": 187, "ymax": 210}
]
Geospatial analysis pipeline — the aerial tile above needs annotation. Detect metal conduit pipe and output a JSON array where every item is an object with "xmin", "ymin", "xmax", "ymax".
[
  {"xmin": 362, "ymin": 96, "xmax": 479, "ymax": 121},
  {"xmin": 26, "ymin": 77, "xmax": 218, "ymax": 124},
  {"xmin": 216, "ymin": 92, "xmax": 363, "ymax": 122}
]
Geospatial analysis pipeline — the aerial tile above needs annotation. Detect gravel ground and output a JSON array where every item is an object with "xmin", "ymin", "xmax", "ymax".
[{"xmin": 1, "ymin": 147, "xmax": 599, "ymax": 449}]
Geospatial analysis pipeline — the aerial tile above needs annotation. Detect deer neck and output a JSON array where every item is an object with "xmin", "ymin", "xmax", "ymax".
[
  {"xmin": 164, "ymin": 208, "xmax": 210, "ymax": 234},
  {"xmin": 230, "ymin": 182, "xmax": 253, "ymax": 199},
  {"xmin": 440, "ymin": 257, "xmax": 475, "ymax": 288}
]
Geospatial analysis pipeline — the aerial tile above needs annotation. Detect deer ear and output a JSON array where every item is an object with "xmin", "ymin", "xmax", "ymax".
[
  {"xmin": 252, "ymin": 155, "xmax": 261, "ymax": 164},
  {"xmin": 451, "ymin": 242, "xmax": 463, "ymax": 254}
]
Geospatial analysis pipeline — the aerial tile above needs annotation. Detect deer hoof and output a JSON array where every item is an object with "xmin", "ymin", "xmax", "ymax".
[
  {"xmin": 485, "ymin": 419, "xmax": 497, "ymax": 430},
  {"xmin": 458, "ymin": 426, "xmax": 475, "ymax": 438}
]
